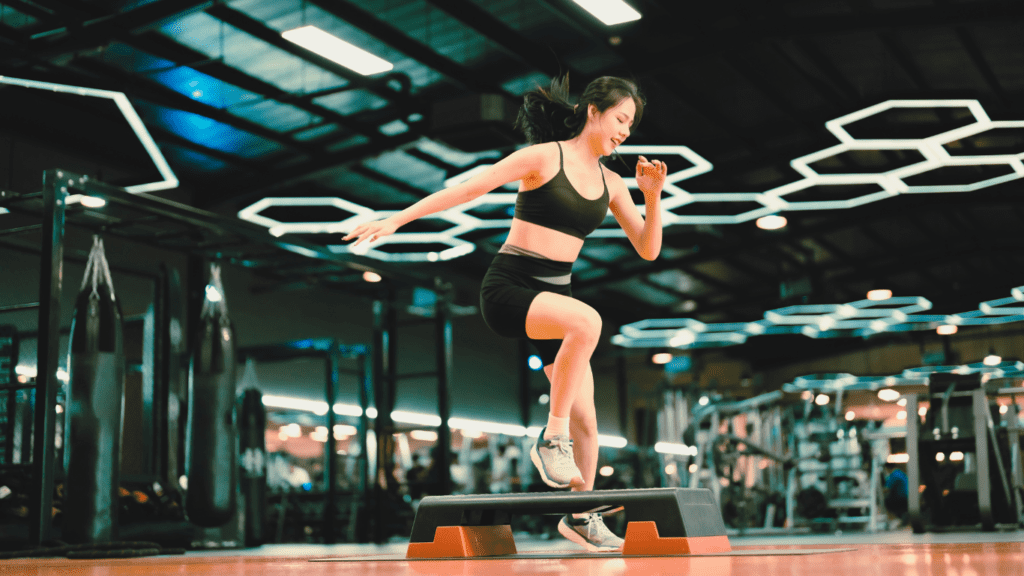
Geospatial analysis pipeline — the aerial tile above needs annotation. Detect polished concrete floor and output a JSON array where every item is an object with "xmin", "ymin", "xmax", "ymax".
[{"xmin": 2, "ymin": 530, "xmax": 1022, "ymax": 576}]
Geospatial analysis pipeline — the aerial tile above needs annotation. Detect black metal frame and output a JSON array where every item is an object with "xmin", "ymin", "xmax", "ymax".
[
  {"xmin": 0, "ymin": 167, "xmax": 454, "ymax": 546},
  {"xmin": 235, "ymin": 339, "xmax": 370, "ymax": 545}
]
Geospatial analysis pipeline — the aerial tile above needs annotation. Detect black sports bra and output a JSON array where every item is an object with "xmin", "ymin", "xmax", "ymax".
[{"xmin": 513, "ymin": 143, "xmax": 610, "ymax": 240}]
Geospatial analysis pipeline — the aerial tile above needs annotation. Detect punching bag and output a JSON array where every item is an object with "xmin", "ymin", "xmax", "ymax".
[
  {"xmin": 238, "ymin": 384, "xmax": 267, "ymax": 545},
  {"xmin": 64, "ymin": 236, "xmax": 125, "ymax": 543},
  {"xmin": 185, "ymin": 264, "xmax": 237, "ymax": 526}
]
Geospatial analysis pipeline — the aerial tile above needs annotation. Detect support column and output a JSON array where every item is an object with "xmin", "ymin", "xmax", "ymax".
[
  {"xmin": 323, "ymin": 344, "xmax": 340, "ymax": 544},
  {"xmin": 617, "ymin": 355, "xmax": 630, "ymax": 440},
  {"xmin": 371, "ymin": 291, "xmax": 397, "ymax": 543},
  {"xmin": 518, "ymin": 340, "xmax": 532, "ymax": 429},
  {"xmin": 29, "ymin": 169, "xmax": 67, "ymax": 545},
  {"xmin": 435, "ymin": 279, "xmax": 453, "ymax": 497}
]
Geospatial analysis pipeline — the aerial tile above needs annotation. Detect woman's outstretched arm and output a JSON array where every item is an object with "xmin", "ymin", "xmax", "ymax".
[
  {"xmin": 607, "ymin": 155, "xmax": 667, "ymax": 261},
  {"xmin": 343, "ymin": 144, "xmax": 548, "ymax": 246}
]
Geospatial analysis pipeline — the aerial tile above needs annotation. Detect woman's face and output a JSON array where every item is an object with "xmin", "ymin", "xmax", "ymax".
[{"xmin": 588, "ymin": 97, "xmax": 636, "ymax": 156}]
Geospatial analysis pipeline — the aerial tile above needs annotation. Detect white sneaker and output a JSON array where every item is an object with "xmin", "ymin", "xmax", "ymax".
[
  {"xmin": 530, "ymin": 427, "xmax": 583, "ymax": 489},
  {"xmin": 558, "ymin": 514, "xmax": 624, "ymax": 552}
]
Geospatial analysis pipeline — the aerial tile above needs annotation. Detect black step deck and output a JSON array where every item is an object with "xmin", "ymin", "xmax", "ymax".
[{"xmin": 409, "ymin": 488, "xmax": 726, "ymax": 544}]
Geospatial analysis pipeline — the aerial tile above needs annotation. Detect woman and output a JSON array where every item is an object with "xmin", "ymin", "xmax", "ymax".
[{"xmin": 344, "ymin": 75, "xmax": 667, "ymax": 551}]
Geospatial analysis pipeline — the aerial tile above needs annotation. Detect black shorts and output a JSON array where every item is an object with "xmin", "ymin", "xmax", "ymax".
[{"xmin": 479, "ymin": 253, "xmax": 574, "ymax": 367}]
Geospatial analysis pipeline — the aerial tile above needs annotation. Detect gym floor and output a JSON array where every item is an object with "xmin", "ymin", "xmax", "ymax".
[{"xmin": 2, "ymin": 531, "xmax": 1021, "ymax": 575}]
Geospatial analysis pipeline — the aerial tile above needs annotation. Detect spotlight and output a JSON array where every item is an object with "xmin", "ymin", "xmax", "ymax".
[
  {"xmin": 887, "ymin": 454, "xmax": 909, "ymax": 464},
  {"xmin": 362, "ymin": 271, "xmax": 382, "ymax": 283},
  {"xmin": 688, "ymin": 464, "xmax": 698, "ymax": 473},
  {"xmin": 538, "ymin": 394, "xmax": 550, "ymax": 405},
  {"xmin": 205, "ymin": 285, "xmax": 223, "ymax": 303},
  {"xmin": 698, "ymin": 396, "xmax": 709, "ymax": 406},
  {"xmin": 877, "ymin": 389, "xmax": 901, "ymax": 402},
  {"xmin": 897, "ymin": 398, "xmax": 908, "ymax": 407},
  {"xmin": 527, "ymin": 355, "xmax": 543, "ymax": 371},
  {"xmin": 664, "ymin": 464, "xmax": 677, "ymax": 475},
  {"xmin": 950, "ymin": 451, "xmax": 964, "ymax": 462},
  {"xmin": 983, "ymin": 351, "xmax": 1001, "ymax": 366},
  {"xmin": 935, "ymin": 452, "xmax": 945, "ymax": 462},
  {"xmin": 756, "ymin": 214, "xmax": 787, "ymax": 230},
  {"xmin": 936, "ymin": 324, "xmax": 957, "ymax": 335},
  {"xmin": 409, "ymin": 430, "xmax": 438, "ymax": 442},
  {"xmin": 814, "ymin": 394, "xmax": 829, "ymax": 406},
  {"xmin": 845, "ymin": 410, "xmax": 855, "ymax": 421},
  {"xmin": 599, "ymin": 465, "xmax": 615, "ymax": 477},
  {"xmin": 80, "ymin": 196, "xmax": 106, "ymax": 208},
  {"xmin": 651, "ymin": 352, "xmax": 672, "ymax": 365},
  {"xmin": 867, "ymin": 289, "xmax": 892, "ymax": 301},
  {"xmin": 897, "ymin": 410, "xmax": 907, "ymax": 420}
]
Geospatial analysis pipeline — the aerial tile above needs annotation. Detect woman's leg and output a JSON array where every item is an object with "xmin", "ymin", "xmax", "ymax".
[
  {"xmin": 544, "ymin": 362, "xmax": 598, "ymax": 492},
  {"xmin": 525, "ymin": 292, "xmax": 602, "ymax": 421}
]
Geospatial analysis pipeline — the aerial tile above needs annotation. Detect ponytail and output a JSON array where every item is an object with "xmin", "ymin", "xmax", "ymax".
[
  {"xmin": 515, "ymin": 74, "xmax": 586, "ymax": 145},
  {"xmin": 515, "ymin": 73, "xmax": 645, "ymax": 146}
]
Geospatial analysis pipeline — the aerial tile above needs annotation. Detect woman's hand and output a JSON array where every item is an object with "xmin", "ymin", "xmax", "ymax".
[
  {"xmin": 636, "ymin": 155, "xmax": 668, "ymax": 200},
  {"xmin": 342, "ymin": 218, "xmax": 400, "ymax": 247}
]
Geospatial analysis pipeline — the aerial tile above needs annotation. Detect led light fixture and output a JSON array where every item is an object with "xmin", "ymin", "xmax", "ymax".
[
  {"xmin": 0, "ymin": 76, "xmax": 178, "ymax": 205},
  {"xmin": 572, "ymin": 0, "xmax": 642, "ymax": 25},
  {"xmin": 615, "ymin": 286, "xmax": 1024, "ymax": 350},
  {"xmin": 237, "ymin": 100, "xmax": 1024, "ymax": 262},
  {"xmin": 282, "ymin": 26, "xmax": 393, "ymax": 76}
]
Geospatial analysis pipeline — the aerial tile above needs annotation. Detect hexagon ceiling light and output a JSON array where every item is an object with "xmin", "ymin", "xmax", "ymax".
[
  {"xmin": 0, "ymin": 76, "xmax": 179, "ymax": 215},
  {"xmin": 237, "ymin": 99, "xmax": 1023, "ymax": 261},
  {"xmin": 613, "ymin": 286, "xmax": 1024, "ymax": 349}
]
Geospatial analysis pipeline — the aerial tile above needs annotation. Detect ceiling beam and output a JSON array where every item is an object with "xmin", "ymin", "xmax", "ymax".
[
  {"xmin": 307, "ymin": 0, "xmax": 513, "ymax": 97},
  {"xmin": 203, "ymin": 3, "xmax": 420, "ymax": 114},
  {"xmin": 628, "ymin": 0, "xmax": 1024, "ymax": 74},
  {"xmin": 30, "ymin": 0, "xmax": 212, "ymax": 57},
  {"xmin": 125, "ymin": 32, "xmax": 391, "ymax": 139}
]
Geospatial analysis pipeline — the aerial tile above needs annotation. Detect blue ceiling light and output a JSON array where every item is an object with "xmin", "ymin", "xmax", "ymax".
[{"xmin": 613, "ymin": 286, "xmax": 1024, "ymax": 349}]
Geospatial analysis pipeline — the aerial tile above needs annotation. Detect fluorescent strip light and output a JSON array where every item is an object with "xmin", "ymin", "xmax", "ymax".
[
  {"xmin": 261, "ymin": 395, "xmax": 630, "ymax": 446},
  {"xmin": 282, "ymin": 26, "xmax": 393, "ymax": 76},
  {"xmin": 654, "ymin": 441, "xmax": 697, "ymax": 456},
  {"xmin": 573, "ymin": 0, "xmax": 642, "ymax": 25}
]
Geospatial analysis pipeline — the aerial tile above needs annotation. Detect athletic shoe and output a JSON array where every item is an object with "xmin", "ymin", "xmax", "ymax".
[
  {"xmin": 558, "ymin": 513, "xmax": 624, "ymax": 552},
  {"xmin": 530, "ymin": 427, "xmax": 583, "ymax": 489}
]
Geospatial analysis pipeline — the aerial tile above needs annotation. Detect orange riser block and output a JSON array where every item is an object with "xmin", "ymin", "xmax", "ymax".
[
  {"xmin": 406, "ymin": 525, "xmax": 517, "ymax": 559},
  {"xmin": 621, "ymin": 521, "xmax": 732, "ymax": 556}
]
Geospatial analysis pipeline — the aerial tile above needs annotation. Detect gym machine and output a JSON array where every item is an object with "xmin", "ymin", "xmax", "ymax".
[{"xmin": 905, "ymin": 370, "xmax": 1024, "ymax": 532}]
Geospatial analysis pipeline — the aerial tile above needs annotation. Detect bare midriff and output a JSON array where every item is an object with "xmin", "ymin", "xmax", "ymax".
[{"xmin": 502, "ymin": 218, "xmax": 584, "ymax": 263}]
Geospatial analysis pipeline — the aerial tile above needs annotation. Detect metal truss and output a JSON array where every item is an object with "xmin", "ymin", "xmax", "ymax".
[
  {"xmin": 235, "ymin": 99, "xmax": 1024, "ymax": 262},
  {"xmin": 612, "ymin": 286, "xmax": 1024, "ymax": 350},
  {"xmin": 0, "ymin": 76, "xmax": 179, "ymax": 215}
]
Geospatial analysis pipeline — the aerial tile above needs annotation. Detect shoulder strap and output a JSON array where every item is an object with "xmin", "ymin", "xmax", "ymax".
[
  {"xmin": 556, "ymin": 141, "xmax": 563, "ymax": 168},
  {"xmin": 599, "ymin": 162, "xmax": 608, "ymax": 192}
]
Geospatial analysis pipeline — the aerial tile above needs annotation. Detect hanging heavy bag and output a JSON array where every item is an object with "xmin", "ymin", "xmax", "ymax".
[
  {"xmin": 238, "ymin": 385, "xmax": 267, "ymax": 546},
  {"xmin": 64, "ymin": 236, "xmax": 125, "ymax": 543},
  {"xmin": 185, "ymin": 264, "xmax": 238, "ymax": 526}
]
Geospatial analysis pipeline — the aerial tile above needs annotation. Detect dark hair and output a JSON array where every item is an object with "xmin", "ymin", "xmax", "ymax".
[{"xmin": 515, "ymin": 74, "xmax": 644, "ymax": 145}]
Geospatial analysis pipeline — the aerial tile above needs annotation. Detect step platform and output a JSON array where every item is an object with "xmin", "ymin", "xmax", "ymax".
[{"xmin": 407, "ymin": 488, "xmax": 731, "ymax": 558}]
